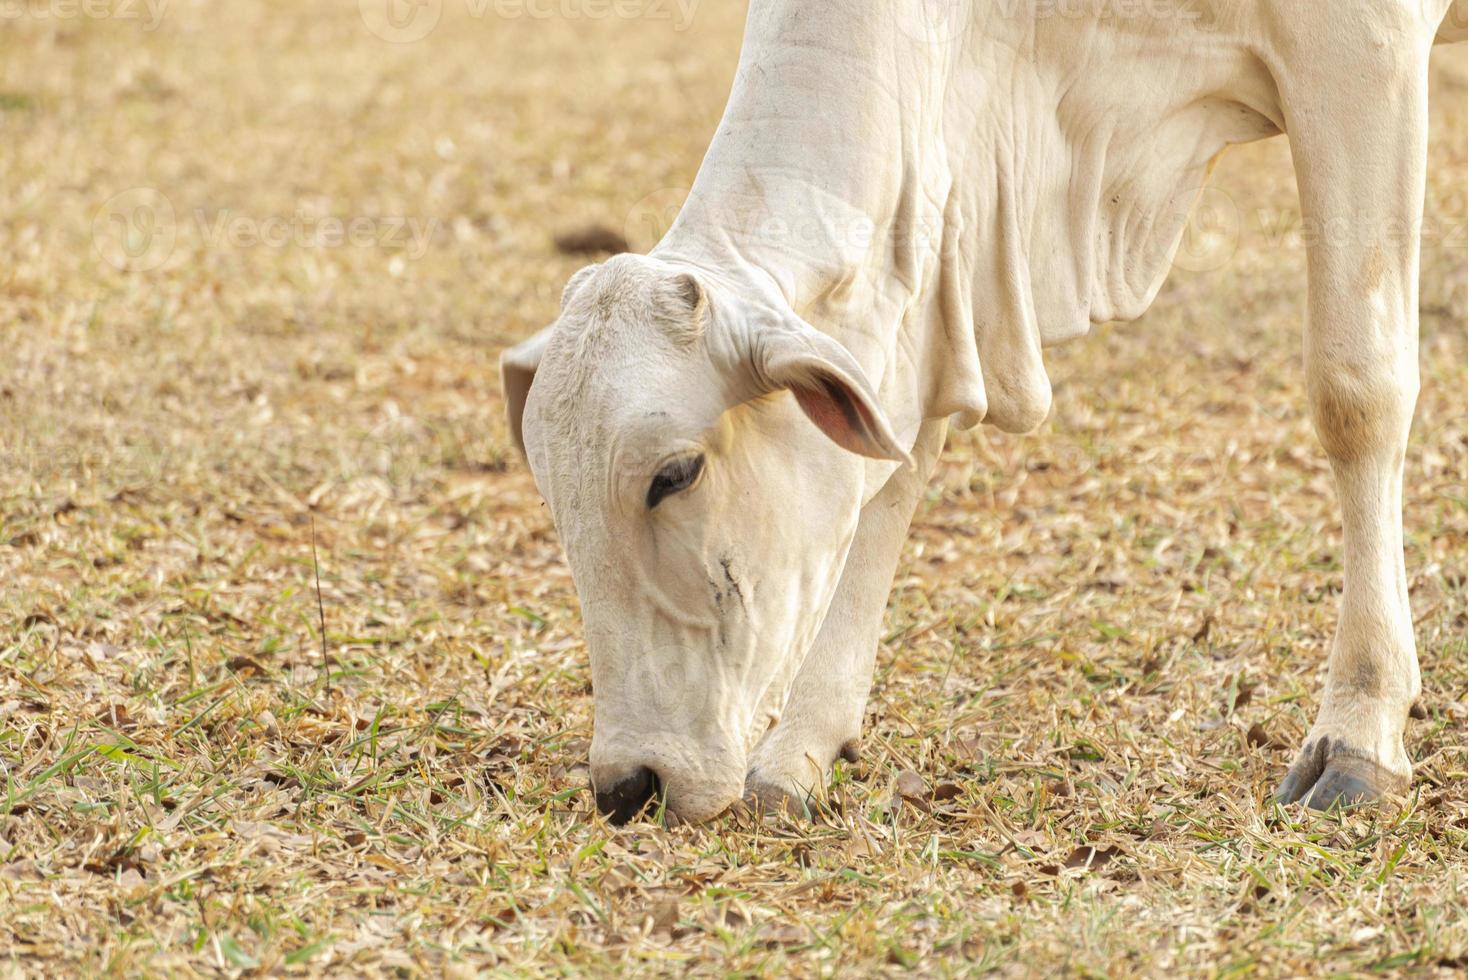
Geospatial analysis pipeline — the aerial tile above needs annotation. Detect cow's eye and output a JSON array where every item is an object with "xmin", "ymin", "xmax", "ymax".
[{"xmin": 647, "ymin": 454, "xmax": 705, "ymax": 509}]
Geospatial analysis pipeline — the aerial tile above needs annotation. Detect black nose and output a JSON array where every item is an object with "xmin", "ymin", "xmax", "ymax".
[{"xmin": 594, "ymin": 766, "xmax": 662, "ymax": 824}]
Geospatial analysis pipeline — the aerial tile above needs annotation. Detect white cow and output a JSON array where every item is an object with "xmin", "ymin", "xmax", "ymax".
[{"xmin": 504, "ymin": 0, "xmax": 1466, "ymax": 823}]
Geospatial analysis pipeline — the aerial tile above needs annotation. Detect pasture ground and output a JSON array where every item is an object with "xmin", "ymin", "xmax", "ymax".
[{"xmin": 2, "ymin": 2, "xmax": 1467, "ymax": 975}]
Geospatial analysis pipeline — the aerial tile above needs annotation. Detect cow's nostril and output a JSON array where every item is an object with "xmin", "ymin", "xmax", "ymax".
[{"xmin": 594, "ymin": 766, "xmax": 662, "ymax": 824}]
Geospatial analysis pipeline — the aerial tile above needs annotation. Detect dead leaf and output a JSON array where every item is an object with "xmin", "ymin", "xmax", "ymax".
[
  {"xmin": 650, "ymin": 898, "xmax": 680, "ymax": 935},
  {"xmin": 1246, "ymin": 722, "xmax": 1284, "ymax": 750},
  {"xmin": 262, "ymin": 770, "xmax": 299, "ymax": 789},
  {"xmin": 94, "ymin": 704, "xmax": 134, "ymax": 729},
  {"xmin": 226, "ymin": 656, "xmax": 267, "ymax": 677},
  {"xmin": 895, "ymin": 769, "xmax": 927, "ymax": 799},
  {"xmin": 1, "ymin": 861, "xmax": 43, "ymax": 881},
  {"xmin": 933, "ymin": 781, "xmax": 964, "ymax": 801},
  {"xmin": 483, "ymin": 905, "xmax": 520, "ymax": 932},
  {"xmin": 1064, "ymin": 845, "xmax": 1120, "ymax": 872},
  {"xmin": 758, "ymin": 922, "xmax": 805, "ymax": 947},
  {"xmin": 83, "ymin": 849, "xmax": 146, "ymax": 878},
  {"xmin": 849, "ymin": 824, "xmax": 883, "ymax": 858},
  {"xmin": 952, "ymin": 733, "xmax": 984, "ymax": 759},
  {"xmin": 1133, "ymin": 819, "xmax": 1171, "ymax": 841},
  {"xmin": 893, "ymin": 769, "xmax": 931, "ymax": 812},
  {"xmin": 1223, "ymin": 673, "xmax": 1255, "ymax": 713},
  {"xmin": 364, "ymin": 853, "xmax": 410, "ymax": 875}
]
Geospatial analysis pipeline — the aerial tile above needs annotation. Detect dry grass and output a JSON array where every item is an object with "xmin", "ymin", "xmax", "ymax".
[{"xmin": 2, "ymin": 2, "xmax": 1467, "ymax": 975}]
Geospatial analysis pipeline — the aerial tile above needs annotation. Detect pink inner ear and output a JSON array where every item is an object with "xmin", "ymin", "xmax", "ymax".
[{"xmin": 792, "ymin": 379, "xmax": 874, "ymax": 457}]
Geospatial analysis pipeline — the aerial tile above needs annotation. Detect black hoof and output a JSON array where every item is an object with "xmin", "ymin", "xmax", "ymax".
[
  {"xmin": 1275, "ymin": 737, "xmax": 1406, "ymax": 811},
  {"xmin": 1303, "ymin": 765, "xmax": 1380, "ymax": 811}
]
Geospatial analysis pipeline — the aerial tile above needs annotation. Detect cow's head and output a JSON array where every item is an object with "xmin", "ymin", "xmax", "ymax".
[{"xmin": 502, "ymin": 254, "xmax": 907, "ymax": 823}]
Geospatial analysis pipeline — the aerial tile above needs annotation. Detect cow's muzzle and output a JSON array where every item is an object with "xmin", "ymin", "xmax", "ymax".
[{"xmin": 593, "ymin": 765, "xmax": 662, "ymax": 824}]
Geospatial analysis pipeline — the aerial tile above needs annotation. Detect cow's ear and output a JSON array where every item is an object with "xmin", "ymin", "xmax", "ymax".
[
  {"xmin": 561, "ymin": 263, "xmax": 600, "ymax": 309},
  {"xmin": 501, "ymin": 327, "xmax": 553, "ymax": 457},
  {"xmin": 498, "ymin": 263, "xmax": 598, "ymax": 456},
  {"xmin": 753, "ymin": 320, "xmax": 910, "ymax": 464}
]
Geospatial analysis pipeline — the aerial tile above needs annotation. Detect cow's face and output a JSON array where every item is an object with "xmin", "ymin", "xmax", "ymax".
[{"xmin": 502, "ymin": 255, "xmax": 907, "ymax": 823}]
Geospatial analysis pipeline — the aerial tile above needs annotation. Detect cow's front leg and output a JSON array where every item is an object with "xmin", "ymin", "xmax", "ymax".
[
  {"xmin": 744, "ymin": 419, "xmax": 946, "ymax": 812},
  {"xmin": 1270, "ymin": 18, "xmax": 1434, "ymax": 809}
]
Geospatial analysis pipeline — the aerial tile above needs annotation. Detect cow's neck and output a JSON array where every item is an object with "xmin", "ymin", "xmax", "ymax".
[
  {"xmin": 653, "ymin": 0, "xmax": 957, "ymax": 452},
  {"xmin": 655, "ymin": 0, "xmax": 1283, "ymax": 446}
]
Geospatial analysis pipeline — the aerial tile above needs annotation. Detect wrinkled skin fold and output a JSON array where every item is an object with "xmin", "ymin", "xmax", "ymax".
[{"xmin": 504, "ymin": 0, "xmax": 1467, "ymax": 822}]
